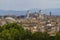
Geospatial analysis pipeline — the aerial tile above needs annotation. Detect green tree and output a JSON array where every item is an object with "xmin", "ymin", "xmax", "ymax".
[
  {"xmin": 55, "ymin": 32, "xmax": 60, "ymax": 40},
  {"xmin": 48, "ymin": 36, "xmax": 55, "ymax": 40},
  {"xmin": 22, "ymin": 30, "xmax": 32, "ymax": 40},
  {"xmin": 42, "ymin": 32, "xmax": 50, "ymax": 40},
  {"xmin": 32, "ymin": 32, "xmax": 43, "ymax": 40},
  {"xmin": 0, "ymin": 30, "xmax": 11, "ymax": 40},
  {"xmin": 0, "ymin": 23, "xmax": 25, "ymax": 40}
]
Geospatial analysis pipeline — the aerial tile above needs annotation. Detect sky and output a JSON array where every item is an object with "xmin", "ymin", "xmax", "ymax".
[{"xmin": 0, "ymin": 0, "xmax": 60, "ymax": 11}]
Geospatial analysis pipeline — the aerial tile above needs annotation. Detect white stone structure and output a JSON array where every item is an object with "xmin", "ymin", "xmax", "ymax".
[
  {"xmin": 5, "ymin": 17, "xmax": 16, "ymax": 23},
  {"xmin": 40, "ymin": 26, "xmax": 45, "ymax": 33}
]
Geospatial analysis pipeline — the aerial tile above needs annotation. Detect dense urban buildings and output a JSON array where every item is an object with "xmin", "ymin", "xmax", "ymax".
[{"xmin": 0, "ymin": 10, "xmax": 60, "ymax": 36}]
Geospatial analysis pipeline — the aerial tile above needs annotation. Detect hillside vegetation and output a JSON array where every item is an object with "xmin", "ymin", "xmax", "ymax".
[{"xmin": 0, "ymin": 23, "xmax": 60, "ymax": 40}]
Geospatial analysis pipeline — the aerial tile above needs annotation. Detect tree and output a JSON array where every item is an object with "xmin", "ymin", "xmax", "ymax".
[
  {"xmin": 55, "ymin": 32, "xmax": 60, "ymax": 40},
  {"xmin": 32, "ymin": 32, "xmax": 43, "ymax": 40},
  {"xmin": 48, "ymin": 36, "xmax": 55, "ymax": 40},
  {"xmin": 42, "ymin": 32, "xmax": 50, "ymax": 40},
  {"xmin": 21, "ymin": 30, "xmax": 32, "ymax": 40},
  {"xmin": 0, "ymin": 23, "xmax": 25, "ymax": 40}
]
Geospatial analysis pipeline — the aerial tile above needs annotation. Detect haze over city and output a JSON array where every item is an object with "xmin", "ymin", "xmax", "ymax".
[{"xmin": 0, "ymin": 0, "xmax": 60, "ymax": 15}]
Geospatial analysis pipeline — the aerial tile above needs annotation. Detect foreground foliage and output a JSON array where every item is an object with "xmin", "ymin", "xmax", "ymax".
[{"xmin": 0, "ymin": 23, "xmax": 60, "ymax": 40}]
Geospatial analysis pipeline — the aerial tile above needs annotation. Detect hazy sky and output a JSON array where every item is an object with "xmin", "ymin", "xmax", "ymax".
[{"xmin": 0, "ymin": 0, "xmax": 60, "ymax": 11}]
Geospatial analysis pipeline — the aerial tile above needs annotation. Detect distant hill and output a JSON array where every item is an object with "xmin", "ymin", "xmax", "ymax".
[
  {"xmin": 43, "ymin": 8, "xmax": 60, "ymax": 15},
  {"xmin": 0, "ymin": 8, "xmax": 60, "ymax": 16},
  {"xmin": 0, "ymin": 10, "xmax": 26, "ymax": 16}
]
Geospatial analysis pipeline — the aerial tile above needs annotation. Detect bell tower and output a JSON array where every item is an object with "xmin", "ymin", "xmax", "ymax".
[
  {"xmin": 49, "ymin": 11, "xmax": 52, "ymax": 16},
  {"xmin": 38, "ymin": 10, "xmax": 44, "ymax": 19},
  {"xmin": 26, "ymin": 10, "xmax": 30, "ymax": 18},
  {"xmin": 39, "ymin": 10, "xmax": 42, "ymax": 18}
]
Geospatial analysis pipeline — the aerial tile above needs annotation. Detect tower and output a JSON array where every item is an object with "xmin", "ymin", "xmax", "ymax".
[
  {"xmin": 50, "ymin": 11, "xmax": 52, "ymax": 16},
  {"xmin": 26, "ymin": 10, "xmax": 30, "ymax": 18},
  {"xmin": 39, "ymin": 10, "xmax": 41, "ymax": 17},
  {"xmin": 38, "ymin": 10, "xmax": 44, "ymax": 19}
]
